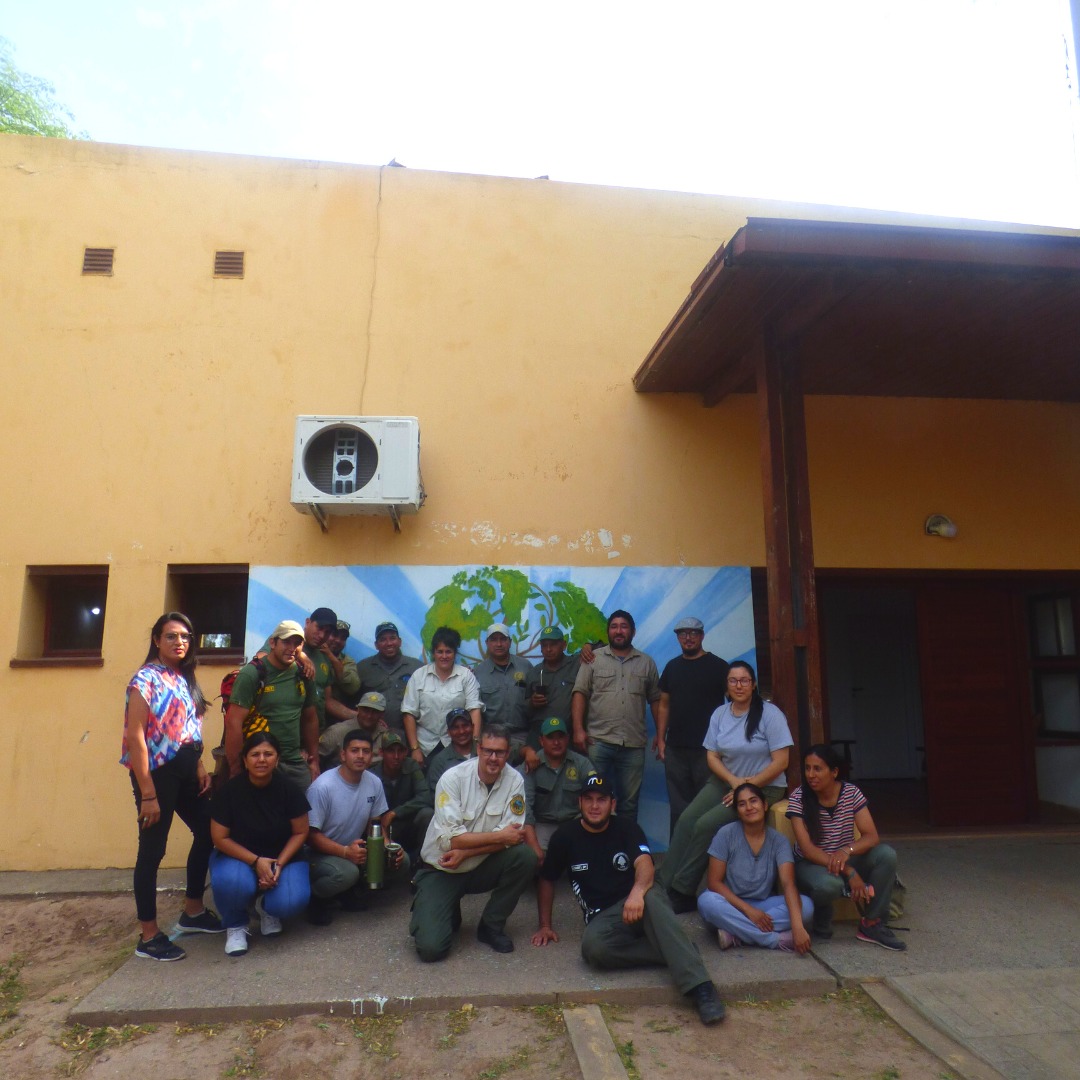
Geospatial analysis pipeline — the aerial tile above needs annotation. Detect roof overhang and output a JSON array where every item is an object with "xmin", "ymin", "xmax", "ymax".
[{"xmin": 634, "ymin": 218, "xmax": 1080, "ymax": 404}]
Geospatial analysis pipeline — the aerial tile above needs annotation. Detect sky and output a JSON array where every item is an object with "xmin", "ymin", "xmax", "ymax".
[{"xmin": 4, "ymin": 0, "xmax": 1079, "ymax": 227}]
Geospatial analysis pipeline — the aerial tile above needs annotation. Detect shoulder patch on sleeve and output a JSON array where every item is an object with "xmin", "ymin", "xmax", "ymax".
[
  {"xmin": 437, "ymin": 790, "xmax": 451, "ymax": 808},
  {"xmin": 510, "ymin": 794, "xmax": 525, "ymax": 816}
]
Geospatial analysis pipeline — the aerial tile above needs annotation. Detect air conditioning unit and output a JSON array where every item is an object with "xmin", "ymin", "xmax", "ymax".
[{"xmin": 290, "ymin": 416, "xmax": 424, "ymax": 518}]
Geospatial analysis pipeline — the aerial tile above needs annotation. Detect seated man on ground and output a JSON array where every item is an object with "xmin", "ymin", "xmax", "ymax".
[
  {"xmin": 522, "ymin": 716, "xmax": 595, "ymax": 866},
  {"xmin": 410, "ymin": 723, "xmax": 537, "ymax": 962},
  {"xmin": 306, "ymin": 729, "xmax": 409, "ymax": 926},
  {"xmin": 371, "ymin": 731, "xmax": 433, "ymax": 864},
  {"xmin": 531, "ymin": 775, "xmax": 726, "ymax": 1026}
]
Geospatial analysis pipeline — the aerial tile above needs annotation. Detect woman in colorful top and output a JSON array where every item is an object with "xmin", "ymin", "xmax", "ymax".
[
  {"xmin": 697, "ymin": 782, "xmax": 812, "ymax": 952},
  {"xmin": 660, "ymin": 661, "xmax": 792, "ymax": 912},
  {"xmin": 210, "ymin": 731, "xmax": 311, "ymax": 957},
  {"xmin": 401, "ymin": 626, "xmax": 482, "ymax": 767},
  {"xmin": 786, "ymin": 743, "xmax": 906, "ymax": 951},
  {"xmin": 122, "ymin": 612, "xmax": 222, "ymax": 961}
]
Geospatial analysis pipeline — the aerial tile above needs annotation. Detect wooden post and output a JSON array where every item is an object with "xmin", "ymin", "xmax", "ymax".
[{"xmin": 755, "ymin": 330, "xmax": 824, "ymax": 783}]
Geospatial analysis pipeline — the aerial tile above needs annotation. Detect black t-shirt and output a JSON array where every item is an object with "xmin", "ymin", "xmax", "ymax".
[
  {"xmin": 657, "ymin": 653, "xmax": 730, "ymax": 748},
  {"xmin": 541, "ymin": 816, "xmax": 651, "ymax": 923},
  {"xmin": 210, "ymin": 773, "xmax": 310, "ymax": 858}
]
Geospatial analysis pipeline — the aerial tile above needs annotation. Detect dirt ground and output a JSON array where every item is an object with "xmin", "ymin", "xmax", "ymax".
[{"xmin": 0, "ymin": 893, "xmax": 958, "ymax": 1079}]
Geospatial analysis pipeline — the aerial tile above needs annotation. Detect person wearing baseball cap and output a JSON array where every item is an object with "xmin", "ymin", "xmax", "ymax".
[
  {"xmin": 224, "ymin": 620, "xmax": 319, "ymax": 791},
  {"xmin": 471, "ymin": 623, "xmax": 534, "ymax": 766},
  {"xmin": 371, "ymin": 731, "xmax": 433, "ymax": 865},
  {"xmin": 522, "ymin": 716, "xmax": 596, "ymax": 863},
  {"xmin": 317, "ymin": 691, "xmax": 391, "ymax": 771},
  {"xmin": 354, "ymin": 621, "xmax": 422, "ymax": 736},
  {"xmin": 533, "ymin": 773, "xmax": 726, "ymax": 1026},
  {"xmin": 521, "ymin": 626, "xmax": 590, "ymax": 772},
  {"xmin": 426, "ymin": 707, "xmax": 478, "ymax": 791},
  {"xmin": 654, "ymin": 617, "xmax": 730, "ymax": 834}
]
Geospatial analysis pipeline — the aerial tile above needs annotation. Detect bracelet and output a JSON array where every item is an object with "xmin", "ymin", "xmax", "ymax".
[
  {"xmin": 410, "ymin": 745, "xmax": 420, "ymax": 752},
  {"xmin": 251, "ymin": 855, "xmax": 260, "ymax": 867}
]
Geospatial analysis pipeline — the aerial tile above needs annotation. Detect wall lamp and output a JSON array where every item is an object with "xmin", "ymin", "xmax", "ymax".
[{"xmin": 925, "ymin": 514, "xmax": 958, "ymax": 538}]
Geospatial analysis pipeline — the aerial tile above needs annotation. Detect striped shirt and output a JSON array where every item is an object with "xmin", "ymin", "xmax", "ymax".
[{"xmin": 786, "ymin": 782, "xmax": 867, "ymax": 859}]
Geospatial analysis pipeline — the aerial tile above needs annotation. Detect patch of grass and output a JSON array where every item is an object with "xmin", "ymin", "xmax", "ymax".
[
  {"xmin": 0, "ymin": 957, "xmax": 25, "ymax": 1022},
  {"xmin": 523, "ymin": 1003, "xmax": 565, "ymax": 1038},
  {"xmin": 224, "ymin": 1045, "xmax": 262, "ymax": 1077},
  {"xmin": 348, "ymin": 1014, "xmax": 404, "ymax": 1058},
  {"xmin": 876, "ymin": 1068, "xmax": 901, "ymax": 1080},
  {"xmin": 616, "ymin": 1038, "xmax": 640, "ymax": 1080},
  {"xmin": 247, "ymin": 1018, "xmax": 288, "ymax": 1042},
  {"xmin": 645, "ymin": 1017, "xmax": 683, "ymax": 1033},
  {"xmin": 825, "ymin": 988, "xmax": 887, "ymax": 1022},
  {"xmin": 732, "ymin": 995, "xmax": 796, "ymax": 1010},
  {"xmin": 174, "ymin": 1021, "xmax": 222, "ymax": 1036},
  {"xmin": 478, "ymin": 1046, "xmax": 531, "ymax": 1078},
  {"xmin": 56, "ymin": 1023, "xmax": 156, "ymax": 1073},
  {"xmin": 439, "ymin": 1003, "xmax": 476, "ymax": 1049},
  {"xmin": 599, "ymin": 1002, "xmax": 631, "ymax": 1025}
]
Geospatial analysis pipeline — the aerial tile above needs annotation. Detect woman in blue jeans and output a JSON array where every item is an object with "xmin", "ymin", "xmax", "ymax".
[
  {"xmin": 210, "ymin": 732, "xmax": 310, "ymax": 957},
  {"xmin": 786, "ymin": 744, "xmax": 906, "ymax": 951}
]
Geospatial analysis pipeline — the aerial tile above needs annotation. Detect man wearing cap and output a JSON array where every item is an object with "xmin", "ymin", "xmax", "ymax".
[
  {"xmin": 318, "ymin": 691, "xmax": 391, "ymax": 772},
  {"xmin": 655, "ymin": 617, "xmax": 730, "ymax": 833},
  {"xmin": 471, "ymin": 624, "xmax": 534, "ymax": 764},
  {"xmin": 522, "ymin": 626, "xmax": 584, "ymax": 769},
  {"xmin": 261, "ymin": 608, "xmax": 338, "ymax": 734},
  {"xmin": 571, "ymin": 610, "xmax": 661, "ymax": 824},
  {"xmin": 371, "ymin": 731, "xmax": 433, "ymax": 862},
  {"xmin": 306, "ymin": 729, "xmax": 409, "ymax": 926},
  {"xmin": 426, "ymin": 708, "xmax": 477, "ymax": 792},
  {"xmin": 326, "ymin": 620, "xmax": 362, "ymax": 710},
  {"xmin": 355, "ymin": 622, "xmax": 422, "ymax": 735},
  {"xmin": 522, "ymin": 716, "xmax": 595, "ymax": 864},
  {"xmin": 532, "ymin": 775, "xmax": 726, "ymax": 1026},
  {"xmin": 225, "ymin": 620, "xmax": 319, "ymax": 790},
  {"xmin": 411, "ymin": 723, "xmax": 537, "ymax": 962}
]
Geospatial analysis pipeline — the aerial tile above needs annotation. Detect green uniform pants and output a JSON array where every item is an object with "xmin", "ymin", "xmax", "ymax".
[
  {"xmin": 309, "ymin": 850, "xmax": 411, "ymax": 898},
  {"xmin": 658, "ymin": 778, "xmax": 786, "ymax": 898},
  {"xmin": 580, "ymin": 887, "xmax": 710, "ymax": 995},
  {"xmin": 410, "ymin": 845, "xmax": 537, "ymax": 962}
]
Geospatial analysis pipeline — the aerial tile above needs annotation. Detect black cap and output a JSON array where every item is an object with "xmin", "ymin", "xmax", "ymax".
[
  {"xmin": 310, "ymin": 606, "xmax": 337, "ymax": 627},
  {"xmin": 583, "ymin": 775, "xmax": 613, "ymax": 796}
]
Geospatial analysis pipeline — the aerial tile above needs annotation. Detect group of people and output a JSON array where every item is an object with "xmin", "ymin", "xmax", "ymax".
[{"xmin": 121, "ymin": 604, "xmax": 905, "ymax": 1027}]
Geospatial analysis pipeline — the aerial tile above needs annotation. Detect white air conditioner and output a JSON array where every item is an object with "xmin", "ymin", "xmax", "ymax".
[{"xmin": 290, "ymin": 416, "xmax": 424, "ymax": 517}]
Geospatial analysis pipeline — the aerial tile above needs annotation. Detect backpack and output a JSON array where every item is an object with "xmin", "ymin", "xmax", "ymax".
[{"xmin": 210, "ymin": 657, "xmax": 272, "ymax": 788}]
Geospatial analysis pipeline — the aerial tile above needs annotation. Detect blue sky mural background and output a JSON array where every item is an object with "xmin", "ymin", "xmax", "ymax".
[{"xmin": 247, "ymin": 564, "xmax": 754, "ymax": 846}]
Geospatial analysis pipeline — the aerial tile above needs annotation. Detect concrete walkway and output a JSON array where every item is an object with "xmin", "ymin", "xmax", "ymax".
[{"xmin": 4, "ymin": 833, "xmax": 1079, "ymax": 1080}]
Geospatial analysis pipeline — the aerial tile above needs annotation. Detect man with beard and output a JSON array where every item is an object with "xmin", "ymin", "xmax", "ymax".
[
  {"xmin": 531, "ymin": 775, "xmax": 725, "ymax": 1026},
  {"xmin": 654, "ymin": 617, "xmax": 729, "ymax": 833},
  {"xmin": 355, "ymin": 622, "xmax": 422, "ymax": 735},
  {"xmin": 571, "ymin": 610, "xmax": 660, "ymax": 823}
]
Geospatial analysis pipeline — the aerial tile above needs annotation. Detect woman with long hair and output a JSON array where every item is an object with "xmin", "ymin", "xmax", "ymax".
[
  {"xmin": 786, "ymin": 743, "xmax": 906, "ymax": 950},
  {"xmin": 659, "ymin": 660, "xmax": 792, "ymax": 912},
  {"xmin": 696, "ymin": 782, "xmax": 812, "ymax": 952},
  {"xmin": 209, "ymin": 731, "xmax": 311, "ymax": 957},
  {"xmin": 122, "ymin": 612, "xmax": 222, "ymax": 961}
]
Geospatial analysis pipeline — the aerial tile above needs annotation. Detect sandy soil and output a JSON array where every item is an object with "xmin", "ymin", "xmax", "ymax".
[{"xmin": 0, "ymin": 893, "xmax": 956, "ymax": 1078}]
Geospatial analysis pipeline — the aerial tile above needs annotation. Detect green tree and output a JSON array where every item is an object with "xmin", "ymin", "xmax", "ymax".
[
  {"xmin": 0, "ymin": 38, "xmax": 86, "ymax": 138},
  {"xmin": 421, "ymin": 567, "xmax": 608, "ymax": 663}
]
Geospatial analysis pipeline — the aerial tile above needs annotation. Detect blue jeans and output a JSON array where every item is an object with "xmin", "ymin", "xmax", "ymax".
[
  {"xmin": 589, "ymin": 742, "xmax": 645, "ymax": 823},
  {"xmin": 209, "ymin": 851, "xmax": 310, "ymax": 928},
  {"xmin": 697, "ymin": 891, "xmax": 813, "ymax": 948}
]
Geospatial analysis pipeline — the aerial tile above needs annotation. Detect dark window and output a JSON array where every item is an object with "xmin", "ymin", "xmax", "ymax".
[
  {"xmin": 167, "ymin": 565, "xmax": 248, "ymax": 658},
  {"xmin": 1028, "ymin": 591, "xmax": 1080, "ymax": 737},
  {"xmin": 17, "ymin": 566, "xmax": 109, "ymax": 659}
]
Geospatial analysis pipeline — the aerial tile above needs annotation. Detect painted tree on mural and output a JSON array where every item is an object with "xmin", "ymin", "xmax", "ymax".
[{"xmin": 421, "ymin": 566, "xmax": 608, "ymax": 662}]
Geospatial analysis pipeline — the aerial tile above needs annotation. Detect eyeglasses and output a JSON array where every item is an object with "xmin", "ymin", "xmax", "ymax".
[
  {"xmin": 727, "ymin": 677, "xmax": 753, "ymax": 686},
  {"xmin": 163, "ymin": 632, "xmax": 192, "ymax": 643},
  {"xmin": 479, "ymin": 747, "xmax": 509, "ymax": 758},
  {"xmin": 676, "ymin": 630, "xmax": 703, "ymax": 637}
]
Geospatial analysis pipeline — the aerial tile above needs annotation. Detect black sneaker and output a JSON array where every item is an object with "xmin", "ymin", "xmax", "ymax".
[
  {"xmin": 476, "ymin": 922, "xmax": 514, "ymax": 953},
  {"xmin": 856, "ymin": 919, "xmax": 907, "ymax": 952},
  {"xmin": 688, "ymin": 981, "xmax": 726, "ymax": 1025},
  {"xmin": 667, "ymin": 889, "xmax": 698, "ymax": 915},
  {"xmin": 134, "ymin": 932, "xmax": 186, "ymax": 961},
  {"xmin": 306, "ymin": 897, "xmax": 334, "ymax": 927},
  {"xmin": 338, "ymin": 886, "xmax": 370, "ymax": 912},
  {"xmin": 176, "ymin": 908, "xmax": 224, "ymax": 934}
]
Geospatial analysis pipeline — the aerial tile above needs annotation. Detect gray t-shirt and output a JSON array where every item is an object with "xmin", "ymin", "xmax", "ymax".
[
  {"xmin": 702, "ymin": 700, "xmax": 793, "ymax": 782},
  {"xmin": 707, "ymin": 821, "xmax": 793, "ymax": 901},
  {"xmin": 306, "ymin": 767, "xmax": 388, "ymax": 845}
]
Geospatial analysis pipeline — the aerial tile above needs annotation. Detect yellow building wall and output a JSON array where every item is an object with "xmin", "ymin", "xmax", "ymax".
[{"xmin": 1, "ymin": 135, "xmax": 1078, "ymax": 868}]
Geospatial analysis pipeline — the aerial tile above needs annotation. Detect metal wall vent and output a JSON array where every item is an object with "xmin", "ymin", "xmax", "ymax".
[
  {"xmin": 82, "ymin": 248, "xmax": 114, "ymax": 275},
  {"xmin": 214, "ymin": 250, "xmax": 245, "ymax": 278}
]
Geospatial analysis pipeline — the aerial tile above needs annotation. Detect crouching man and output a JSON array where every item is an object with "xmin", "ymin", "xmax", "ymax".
[
  {"xmin": 410, "ymin": 723, "xmax": 537, "ymax": 962},
  {"xmin": 531, "ymin": 775, "xmax": 726, "ymax": 1026},
  {"xmin": 306, "ymin": 730, "xmax": 409, "ymax": 926}
]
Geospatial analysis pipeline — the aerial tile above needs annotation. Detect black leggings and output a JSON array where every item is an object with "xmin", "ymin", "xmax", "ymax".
[{"xmin": 131, "ymin": 742, "xmax": 214, "ymax": 923}]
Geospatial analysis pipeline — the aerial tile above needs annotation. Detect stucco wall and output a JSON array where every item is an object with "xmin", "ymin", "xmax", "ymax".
[{"xmin": 2, "ymin": 135, "xmax": 1079, "ymax": 868}]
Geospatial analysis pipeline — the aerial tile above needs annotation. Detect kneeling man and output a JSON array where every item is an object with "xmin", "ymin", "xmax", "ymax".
[
  {"xmin": 410, "ymin": 723, "xmax": 537, "ymax": 962},
  {"xmin": 532, "ymin": 775, "xmax": 726, "ymax": 1025},
  {"xmin": 306, "ymin": 729, "xmax": 408, "ymax": 925}
]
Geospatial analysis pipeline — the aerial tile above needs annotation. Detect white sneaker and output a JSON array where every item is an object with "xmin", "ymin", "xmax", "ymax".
[
  {"xmin": 225, "ymin": 927, "xmax": 249, "ymax": 956},
  {"xmin": 255, "ymin": 896, "xmax": 282, "ymax": 936}
]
